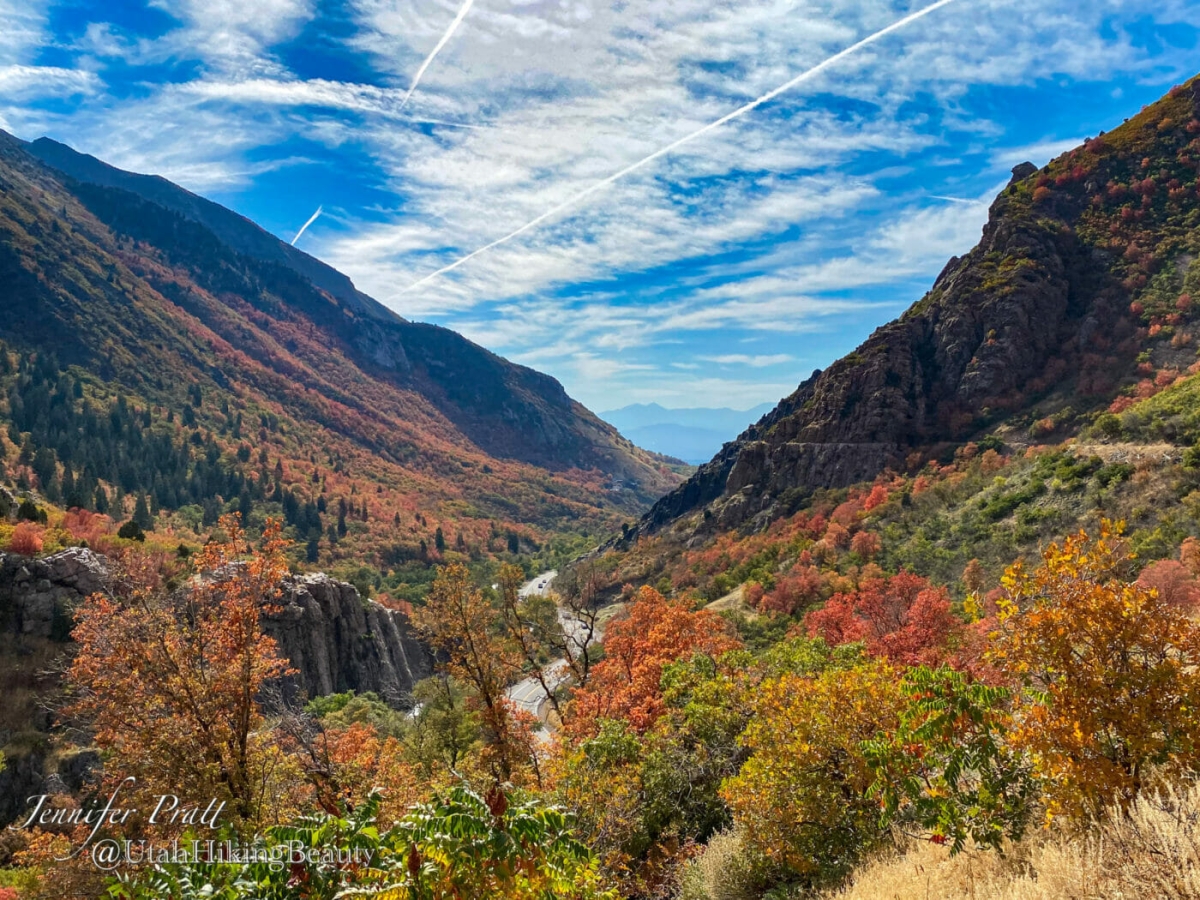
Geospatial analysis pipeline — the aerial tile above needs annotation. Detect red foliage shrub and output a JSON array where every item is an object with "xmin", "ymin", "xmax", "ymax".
[
  {"xmin": 823, "ymin": 522, "xmax": 851, "ymax": 550},
  {"xmin": 567, "ymin": 586, "xmax": 741, "ymax": 734},
  {"xmin": 1179, "ymin": 294, "xmax": 1194, "ymax": 312},
  {"xmin": 9, "ymin": 522, "xmax": 45, "ymax": 556},
  {"xmin": 761, "ymin": 564, "xmax": 826, "ymax": 616},
  {"xmin": 862, "ymin": 484, "xmax": 889, "ymax": 512},
  {"xmin": 804, "ymin": 572, "xmax": 959, "ymax": 666},
  {"xmin": 62, "ymin": 509, "xmax": 111, "ymax": 545},
  {"xmin": 850, "ymin": 531, "xmax": 881, "ymax": 560},
  {"xmin": 979, "ymin": 449, "xmax": 1005, "ymax": 474},
  {"xmin": 1032, "ymin": 186, "xmax": 1052, "ymax": 203},
  {"xmin": 1155, "ymin": 369, "xmax": 1179, "ymax": 387},
  {"xmin": 744, "ymin": 581, "xmax": 765, "ymax": 608},
  {"xmin": 1129, "ymin": 301, "xmax": 1145, "ymax": 317},
  {"xmin": 1137, "ymin": 559, "xmax": 1200, "ymax": 611},
  {"xmin": 1182, "ymin": 538, "xmax": 1200, "ymax": 577},
  {"xmin": 830, "ymin": 497, "xmax": 864, "ymax": 527}
]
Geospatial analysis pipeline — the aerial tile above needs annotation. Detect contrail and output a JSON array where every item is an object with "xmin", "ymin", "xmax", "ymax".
[
  {"xmin": 399, "ymin": 0, "xmax": 962, "ymax": 295},
  {"xmin": 291, "ymin": 206, "xmax": 323, "ymax": 246},
  {"xmin": 399, "ymin": 0, "xmax": 476, "ymax": 111}
]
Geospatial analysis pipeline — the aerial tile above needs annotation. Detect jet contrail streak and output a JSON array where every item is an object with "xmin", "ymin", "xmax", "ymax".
[
  {"xmin": 399, "ymin": 0, "xmax": 476, "ymax": 112},
  {"xmin": 291, "ymin": 205, "xmax": 323, "ymax": 246},
  {"xmin": 399, "ymin": 0, "xmax": 962, "ymax": 295}
]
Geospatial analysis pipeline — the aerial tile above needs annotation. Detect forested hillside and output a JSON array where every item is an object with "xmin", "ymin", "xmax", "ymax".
[
  {"xmin": 7, "ymin": 64, "xmax": 1200, "ymax": 900},
  {"xmin": 0, "ymin": 128, "xmax": 680, "ymax": 599}
]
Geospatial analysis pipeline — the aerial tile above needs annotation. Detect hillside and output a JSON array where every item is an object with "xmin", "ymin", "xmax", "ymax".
[
  {"xmin": 0, "ymin": 128, "xmax": 679, "ymax": 597},
  {"xmin": 635, "ymin": 76, "xmax": 1200, "ymax": 541}
]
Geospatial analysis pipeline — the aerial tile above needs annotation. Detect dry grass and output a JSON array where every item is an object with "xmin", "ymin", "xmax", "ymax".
[{"xmin": 825, "ymin": 781, "xmax": 1200, "ymax": 900}]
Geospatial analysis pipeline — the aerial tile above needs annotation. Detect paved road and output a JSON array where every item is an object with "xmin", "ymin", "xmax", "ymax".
[
  {"xmin": 507, "ymin": 570, "xmax": 576, "ymax": 728},
  {"xmin": 508, "ymin": 571, "xmax": 559, "ymax": 719}
]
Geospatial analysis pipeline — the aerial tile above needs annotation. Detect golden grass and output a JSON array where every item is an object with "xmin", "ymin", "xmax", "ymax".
[{"xmin": 825, "ymin": 781, "xmax": 1200, "ymax": 900}]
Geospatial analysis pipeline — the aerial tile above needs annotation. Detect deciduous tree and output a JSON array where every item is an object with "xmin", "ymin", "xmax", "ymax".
[
  {"xmin": 69, "ymin": 515, "xmax": 294, "ymax": 829},
  {"xmin": 990, "ymin": 521, "xmax": 1200, "ymax": 819},
  {"xmin": 566, "ymin": 587, "xmax": 739, "ymax": 737}
]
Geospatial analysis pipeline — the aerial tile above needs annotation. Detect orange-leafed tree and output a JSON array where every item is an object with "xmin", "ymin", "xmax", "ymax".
[
  {"xmin": 8, "ymin": 521, "xmax": 44, "ymax": 555},
  {"xmin": 805, "ymin": 571, "xmax": 959, "ymax": 666},
  {"xmin": 1137, "ymin": 558, "xmax": 1200, "ymax": 611},
  {"xmin": 566, "ymin": 586, "xmax": 740, "ymax": 737},
  {"xmin": 415, "ymin": 563, "xmax": 532, "ymax": 784},
  {"xmin": 990, "ymin": 521, "xmax": 1200, "ymax": 819},
  {"xmin": 69, "ymin": 515, "xmax": 294, "ymax": 830}
]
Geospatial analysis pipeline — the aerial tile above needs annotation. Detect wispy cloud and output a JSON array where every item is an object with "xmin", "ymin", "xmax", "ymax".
[
  {"xmin": 9, "ymin": 0, "xmax": 1199, "ymax": 409},
  {"xmin": 701, "ymin": 354, "xmax": 795, "ymax": 367},
  {"xmin": 291, "ymin": 205, "xmax": 323, "ymax": 245},
  {"xmin": 398, "ymin": 0, "xmax": 475, "ymax": 111},
  {"xmin": 398, "ymin": 0, "xmax": 964, "ymax": 294}
]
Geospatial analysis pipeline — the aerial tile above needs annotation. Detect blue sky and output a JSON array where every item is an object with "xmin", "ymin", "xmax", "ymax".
[{"xmin": 2, "ymin": 0, "xmax": 1198, "ymax": 413}]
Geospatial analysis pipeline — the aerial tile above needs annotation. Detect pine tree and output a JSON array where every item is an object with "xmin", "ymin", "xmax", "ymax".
[
  {"xmin": 133, "ymin": 493, "xmax": 154, "ymax": 531},
  {"xmin": 435, "ymin": 526, "xmax": 447, "ymax": 553}
]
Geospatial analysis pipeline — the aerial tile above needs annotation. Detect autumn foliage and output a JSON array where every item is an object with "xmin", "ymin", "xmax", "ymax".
[
  {"xmin": 414, "ymin": 563, "xmax": 534, "ymax": 784},
  {"xmin": 804, "ymin": 571, "xmax": 959, "ymax": 666},
  {"xmin": 567, "ymin": 586, "xmax": 740, "ymax": 736},
  {"xmin": 991, "ymin": 521, "xmax": 1200, "ymax": 819},
  {"xmin": 7, "ymin": 521, "xmax": 44, "ymax": 555},
  {"xmin": 68, "ymin": 515, "xmax": 293, "ymax": 829}
]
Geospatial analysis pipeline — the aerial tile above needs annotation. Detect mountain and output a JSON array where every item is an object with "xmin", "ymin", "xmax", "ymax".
[
  {"xmin": 0, "ymin": 128, "xmax": 680, "ymax": 589},
  {"xmin": 23, "ymin": 137, "xmax": 398, "ymax": 325},
  {"xmin": 600, "ymin": 403, "xmax": 775, "ymax": 464},
  {"xmin": 634, "ymin": 75, "xmax": 1200, "ymax": 539}
]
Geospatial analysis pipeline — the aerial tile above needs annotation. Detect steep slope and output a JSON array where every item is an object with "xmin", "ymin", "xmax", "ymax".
[
  {"xmin": 637, "ymin": 76, "xmax": 1200, "ymax": 538},
  {"xmin": 11, "ymin": 131, "xmax": 669, "ymax": 483},
  {"xmin": 0, "ymin": 129, "xmax": 679, "ymax": 589},
  {"xmin": 23, "ymin": 136, "xmax": 398, "ymax": 324}
]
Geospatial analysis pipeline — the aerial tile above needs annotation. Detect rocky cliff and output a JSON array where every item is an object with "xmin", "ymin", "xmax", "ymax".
[
  {"xmin": 637, "ymin": 76, "xmax": 1200, "ymax": 537},
  {"xmin": 268, "ymin": 573, "xmax": 431, "ymax": 707},
  {"xmin": 0, "ymin": 549, "xmax": 431, "ymax": 705}
]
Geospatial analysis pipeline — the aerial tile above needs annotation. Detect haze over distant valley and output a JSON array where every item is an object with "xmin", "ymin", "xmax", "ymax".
[{"xmin": 600, "ymin": 403, "xmax": 775, "ymax": 465}]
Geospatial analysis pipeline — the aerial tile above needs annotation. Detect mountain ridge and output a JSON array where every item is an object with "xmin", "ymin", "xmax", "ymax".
[
  {"xmin": 0, "ymin": 127, "xmax": 680, "ymax": 593},
  {"xmin": 632, "ymin": 75, "xmax": 1200, "ymax": 541}
]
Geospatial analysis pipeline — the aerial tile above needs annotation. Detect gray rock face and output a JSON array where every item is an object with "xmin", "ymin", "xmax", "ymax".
[
  {"xmin": 264, "ymin": 574, "xmax": 431, "ymax": 708},
  {"xmin": 0, "ymin": 549, "xmax": 431, "ymax": 706},
  {"xmin": 0, "ymin": 547, "xmax": 110, "ymax": 638},
  {"xmin": 635, "ymin": 155, "xmax": 1133, "ymax": 538}
]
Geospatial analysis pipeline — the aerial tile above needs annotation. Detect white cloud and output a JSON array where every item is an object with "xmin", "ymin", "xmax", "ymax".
[
  {"xmin": 147, "ymin": 0, "xmax": 316, "ymax": 73},
  {"xmin": 0, "ymin": 0, "xmax": 50, "ymax": 65},
  {"xmin": 0, "ymin": 65, "xmax": 100, "ymax": 100},
  {"xmin": 8, "ymin": 0, "xmax": 1199, "ymax": 409},
  {"xmin": 701, "ymin": 354, "xmax": 795, "ymax": 367}
]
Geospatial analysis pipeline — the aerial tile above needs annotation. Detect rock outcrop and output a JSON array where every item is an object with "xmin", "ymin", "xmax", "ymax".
[
  {"xmin": 0, "ymin": 547, "xmax": 110, "ymax": 639},
  {"xmin": 0, "ymin": 550, "xmax": 431, "ymax": 706},
  {"xmin": 266, "ymin": 574, "xmax": 431, "ymax": 707},
  {"xmin": 634, "ymin": 93, "xmax": 1175, "ymax": 537}
]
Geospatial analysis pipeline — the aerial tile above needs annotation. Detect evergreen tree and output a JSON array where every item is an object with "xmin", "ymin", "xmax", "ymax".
[
  {"xmin": 133, "ymin": 493, "xmax": 154, "ymax": 531},
  {"xmin": 435, "ymin": 526, "xmax": 447, "ymax": 553}
]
